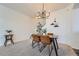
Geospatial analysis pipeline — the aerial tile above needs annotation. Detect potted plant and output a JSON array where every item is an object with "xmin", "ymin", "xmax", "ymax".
[{"xmin": 42, "ymin": 28, "xmax": 47, "ymax": 35}]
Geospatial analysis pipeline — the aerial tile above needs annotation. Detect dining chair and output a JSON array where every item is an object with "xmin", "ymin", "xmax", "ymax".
[
  {"xmin": 47, "ymin": 33, "xmax": 59, "ymax": 56},
  {"xmin": 40, "ymin": 35, "xmax": 53, "ymax": 56},
  {"xmin": 31, "ymin": 34, "xmax": 40, "ymax": 50},
  {"xmin": 47, "ymin": 33, "xmax": 59, "ymax": 49},
  {"xmin": 47, "ymin": 33, "xmax": 53, "ymax": 35}
]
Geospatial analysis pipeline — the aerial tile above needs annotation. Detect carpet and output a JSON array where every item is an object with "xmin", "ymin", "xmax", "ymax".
[{"xmin": 0, "ymin": 39, "xmax": 77, "ymax": 56}]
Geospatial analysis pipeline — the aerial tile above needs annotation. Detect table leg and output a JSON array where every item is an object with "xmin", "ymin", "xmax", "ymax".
[
  {"xmin": 4, "ymin": 40, "xmax": 7, "ymax": 47},
  {"xmin": 11, "ymin": 39, "xmax": 14, "ymax": 45},
  {"xmin": 52, "ymin": 39, "xmax": 58, "ymax": 56}
]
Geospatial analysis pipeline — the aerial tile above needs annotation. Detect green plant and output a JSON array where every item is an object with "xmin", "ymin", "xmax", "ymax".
[
  {"xmin": 42, "ymin": 28, "xmax": 47, "ymax": 34},
  {"xmin": 36, "ymin": 22, "xmax": 43, "ymax": 35}
]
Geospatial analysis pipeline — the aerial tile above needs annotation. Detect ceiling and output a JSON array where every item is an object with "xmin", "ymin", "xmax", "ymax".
[{"xmin": 0, "ymin": 3, "xmax": 72, "ymax": 17}]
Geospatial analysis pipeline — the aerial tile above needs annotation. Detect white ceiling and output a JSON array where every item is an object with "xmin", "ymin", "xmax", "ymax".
[{"xmin": 0, "ymin": 3, "xmax": 71, "ymax": 17}]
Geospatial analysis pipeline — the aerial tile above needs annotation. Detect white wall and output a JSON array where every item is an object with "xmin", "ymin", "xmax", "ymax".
[{"xmin": 0, "ymin": 5, "xmax": 34, "ymax": 46}]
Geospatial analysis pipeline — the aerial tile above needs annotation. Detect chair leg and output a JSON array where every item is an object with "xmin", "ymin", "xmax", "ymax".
[
  {"xmin": 39, "ymin": 44, "xmax": 46, "ymax": 52},
  {"xmin": 55, "ymin": 39, "xmax": 59, "ymax": 49},
  {"xmin": 48, "ymin": 45, "xmax": 51, "ymax": 56},
  {"xmin": 50, "ymin": 43, "xmax": 53, "ymax": 53},
  {"xmin": 37, "ymin": 42, "xmax": 41, "ymax": 52},
  {"xmin": 32, "ymin": 41, "xmax": 35, "ymax": 48}
]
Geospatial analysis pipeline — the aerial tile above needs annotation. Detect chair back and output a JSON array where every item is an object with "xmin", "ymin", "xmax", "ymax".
[
  {"xmin": 40, "ymin": 35, "xmax": 51, "ymax": 44},
  {"xmin": 47, "ymin": 33, "xmax": 53, "ymax": 35},
  {"xmin": 31, "ymin": 34, "xmax": 40, "ymax": 42}
]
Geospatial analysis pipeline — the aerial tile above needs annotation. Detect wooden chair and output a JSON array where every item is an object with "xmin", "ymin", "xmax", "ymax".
[
  {"xmin": 40, "ymin": 35, "xmax": 53, "ymax": 56},
  {"xmin": 47, "ymin": 33, "xmax": 59, "ymax": 56},
  {"xmin": 47, "ymin": 33, "xmax": 53, "ymax": 40},
  {"xmin": 47, "ymin": 33, "xmax": 53, "ymax": 35},
  {"xmin": 47, "ymin": 33, "xmax": 59, "ymax": 49},
  {"xmin": 31, "ymin": 34, "xmax": 40, "ymax": 50}
]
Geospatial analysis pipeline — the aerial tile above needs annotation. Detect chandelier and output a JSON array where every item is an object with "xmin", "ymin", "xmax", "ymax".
[{"xmin": 36, "ymin": 3, "xmax": 50, "ymax": 19}]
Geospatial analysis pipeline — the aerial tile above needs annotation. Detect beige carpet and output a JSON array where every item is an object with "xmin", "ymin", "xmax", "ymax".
[{"xmin": 0, "ymin": 39, "xmax": 77, "ymax": 56}]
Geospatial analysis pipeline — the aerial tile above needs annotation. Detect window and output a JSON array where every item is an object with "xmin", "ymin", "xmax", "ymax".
[{"xmin": 73, "ymin": 8, "xmax": 79, "ymax": 32}]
